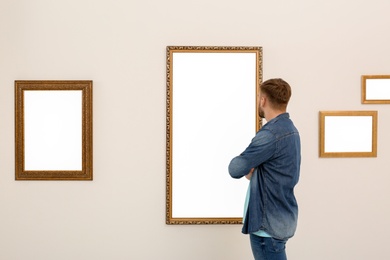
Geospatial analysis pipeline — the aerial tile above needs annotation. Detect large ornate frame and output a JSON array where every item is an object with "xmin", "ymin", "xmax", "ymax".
[{"xmin": 166, "ymin": 46, "xmax": 262, "ymax": 224}]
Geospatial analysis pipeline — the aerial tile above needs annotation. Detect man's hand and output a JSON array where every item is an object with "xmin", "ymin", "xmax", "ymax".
[{"xmin": 245, "ymin": 168, "xmax": 254, "ymax": 180}]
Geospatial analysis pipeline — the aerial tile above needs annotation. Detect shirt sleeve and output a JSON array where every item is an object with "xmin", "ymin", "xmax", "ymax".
[{"xmin": 228, "ymin": 129, "xmax": 276, "ymax": 179}]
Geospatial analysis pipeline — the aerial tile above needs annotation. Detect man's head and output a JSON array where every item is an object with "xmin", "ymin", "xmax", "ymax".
[{"xmin": 258, "ymin": 78, "xmax": 292, "ymax": 119}]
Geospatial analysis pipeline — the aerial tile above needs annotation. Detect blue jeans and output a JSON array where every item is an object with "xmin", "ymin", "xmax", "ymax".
[{"xmin": 250, "ymin": 234, "xmax": 287, "ymax": 260}]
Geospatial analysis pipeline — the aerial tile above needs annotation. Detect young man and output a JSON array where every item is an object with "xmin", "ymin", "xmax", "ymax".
[{"xmin": 228, "ymin": 78, "xmax": 301, "ymax": 260}]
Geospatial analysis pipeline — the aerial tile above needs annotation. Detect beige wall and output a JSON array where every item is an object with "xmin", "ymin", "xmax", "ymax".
[{"xmin": 1, "ymin": 0, "xmax": 390, "ymax": 259}]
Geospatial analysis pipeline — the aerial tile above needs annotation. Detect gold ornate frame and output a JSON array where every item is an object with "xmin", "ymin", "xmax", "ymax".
[
  {"xmin": 319, "ymin": 111, "xmax": 377, "ymax": 158},
  {"xmin": 15, "ymin": 80, "xmax": 93, "ymax": 180},
  {"xmin": 166, "ymin": 46, "xmax": 262, "ymax": 224}
]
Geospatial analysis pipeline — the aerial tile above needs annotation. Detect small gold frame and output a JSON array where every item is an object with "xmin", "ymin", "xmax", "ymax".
[
  {"xmin": 319, "ymin": 111, "xmax": 377, "ymax": 158},
  {"xmin": 362, "ymin": 75, "xmax": 390, "ymax": 104},
  {"xmin": 15, "ymin": 80, "xmax": 93, "ymax": 180}
]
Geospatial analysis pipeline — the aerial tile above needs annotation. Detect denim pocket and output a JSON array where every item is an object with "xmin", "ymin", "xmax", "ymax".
[{"xmin": 269, "ymin": 237, "xmax": 286, "ymax": 253}]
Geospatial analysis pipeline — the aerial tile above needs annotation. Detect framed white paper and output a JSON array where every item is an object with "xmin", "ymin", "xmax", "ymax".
[
  {"xmin": 362, "ymin": 75, "xmax": 390, "ymax": 104},
  {"xmin": 166, "ymin": 46, "xmax": 262, "ymax": 224},
  {"xmin": 15, "ymin": 80, "xmax": 93, "ymax": 180},
  {"xmin": 319, "ymin": 111, "xmax": 377, "ymax": 158}
]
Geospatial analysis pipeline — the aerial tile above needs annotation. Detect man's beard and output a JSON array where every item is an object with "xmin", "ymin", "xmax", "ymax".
[{"xmin": 259, "ymin": 107, "xmax": 265, "ymax": 118}]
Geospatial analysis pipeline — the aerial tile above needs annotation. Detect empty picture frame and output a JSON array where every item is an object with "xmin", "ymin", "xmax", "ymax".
[
  {"xmin": 166, "ymin": 46, "xmax": 262, "ymax": 224},
  {"xmin": 319, "ymin": 111, "xmax": 377, "ymax": 158},
  {"xmin": 362, "ymin": 75, "xmax": 390, "ymax": 104},
  {"xmin": 15, "ymin": 80, "xmax": 93, "ymax": 180}
]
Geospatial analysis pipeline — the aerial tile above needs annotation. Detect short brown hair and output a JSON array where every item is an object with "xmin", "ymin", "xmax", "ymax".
[{"xmin": 260, "ymin": 78, "xmax": 291, "ymax": 110}]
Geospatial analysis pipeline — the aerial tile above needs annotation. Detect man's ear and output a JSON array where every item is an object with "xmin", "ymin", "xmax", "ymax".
[{"xmin": 260, "ymin": 95, "xmax": 266, "ymax": 107}]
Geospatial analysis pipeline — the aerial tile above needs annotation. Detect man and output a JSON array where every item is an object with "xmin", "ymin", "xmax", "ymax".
[{"xmin": 228, "ymin": 78, "xmax": 301, "ymax": 260}]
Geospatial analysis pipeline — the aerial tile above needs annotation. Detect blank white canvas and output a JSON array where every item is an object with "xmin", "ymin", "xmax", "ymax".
[
  {"xmin": 324, "ymin": 116, "xmax": 373, "ymax": 153},
  {"xmin": 24, "ymin": 90, "xmax": 83, "ymax": 171},
  {"xmin": 366, "ymin": 79, "xmax": 390, "ymax": 100},
  {"xmin": 172, "ymin": 52, "xmax": 257, "ymax": 218}
]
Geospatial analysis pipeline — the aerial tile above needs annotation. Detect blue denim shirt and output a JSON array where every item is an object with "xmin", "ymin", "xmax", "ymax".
[{"xmin": 228, "ymin": 113, "xmax": 301, "ymax": 240}]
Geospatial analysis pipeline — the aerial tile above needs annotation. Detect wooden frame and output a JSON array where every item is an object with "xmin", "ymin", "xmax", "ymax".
[
  {"xmin": 362, "ymin": 75, "xmax": 390, "ymax": 104},
  {"xmin": 166, "ymin": 46, "xmax": 262, "ymax": 224},
  {"xmin": 15, "ymin": 80, "xmax": 93, "ymax": 180},
  {"xmin": 319, "ymin": 111, "xmax": 377, "ymax": 158}
]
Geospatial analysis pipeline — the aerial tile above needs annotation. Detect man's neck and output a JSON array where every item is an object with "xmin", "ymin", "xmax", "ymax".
[{"xmin": 265, "ymin": 110, "xmax": 286, "ymax": 122}]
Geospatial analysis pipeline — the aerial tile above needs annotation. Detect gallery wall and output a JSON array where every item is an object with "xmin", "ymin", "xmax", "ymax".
[{"xmin": 1, "ymin": 0, "xmax": 390, "ymax": 259}]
